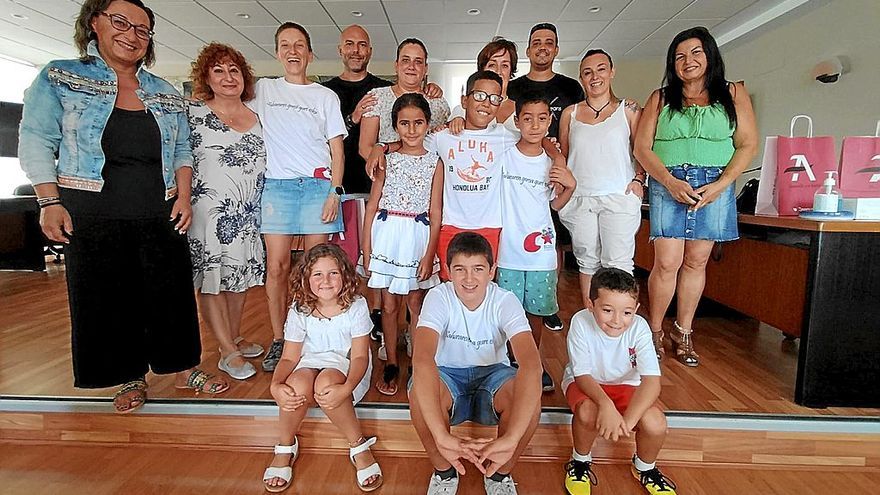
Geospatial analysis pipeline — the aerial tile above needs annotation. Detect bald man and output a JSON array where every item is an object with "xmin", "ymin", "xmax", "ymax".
[{"xmin": 322, "ymin": 25, "xmax": 393, "ymax": 196}]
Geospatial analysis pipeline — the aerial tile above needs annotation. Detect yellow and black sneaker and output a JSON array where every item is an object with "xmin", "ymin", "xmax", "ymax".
[
  {"xmin": 564, "ymin": 459, "xmax": 598, "ymax": 495},
  {"xmin": 631, "ymin": 463, "xmax": 677, "ymax": 494}
]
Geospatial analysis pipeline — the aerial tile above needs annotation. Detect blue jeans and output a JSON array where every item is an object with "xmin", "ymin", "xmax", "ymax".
[
  {"xmin": 438, "ymin": 363, "xmax": 517, "ymax": 426},
  {"xmin": 648, "ymin": 165, "xmax": 738, "ymax": 242}
]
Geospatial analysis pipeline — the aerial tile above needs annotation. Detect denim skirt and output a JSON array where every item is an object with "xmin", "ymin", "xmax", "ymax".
[
  {"xmin": 648, "ymin": 165, "xmax": 738, "ymax": 242},
  {"xmin": 260, "ymin": 177, "xmax": 343, "ymax": 235}
]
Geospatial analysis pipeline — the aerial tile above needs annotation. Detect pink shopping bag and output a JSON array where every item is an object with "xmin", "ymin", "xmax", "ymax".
[
  {"xmin": 839, "ymin": 121, "xmax": 880, "ymax": 198},
  {"xmin": 775, "ymin": 115, "xmax": 838, "ymax": 215},
  {"xmin": 328, "ymin": 195, "xmax": 366, "ymax": 265}
]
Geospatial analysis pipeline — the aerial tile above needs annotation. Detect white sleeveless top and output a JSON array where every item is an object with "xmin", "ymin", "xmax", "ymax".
[{"xmin": 567, "ymin": 101, "xmax": 635, "ymax": 197}]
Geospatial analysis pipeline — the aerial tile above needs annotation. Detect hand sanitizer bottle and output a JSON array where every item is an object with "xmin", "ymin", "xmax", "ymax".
[{"xmin": 813, "ymin": 171, "xmax": 840, "ymax": 213}]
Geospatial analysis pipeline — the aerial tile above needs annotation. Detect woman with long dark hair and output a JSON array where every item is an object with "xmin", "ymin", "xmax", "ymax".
[{"xmin": 633, "ymin": 27, "xmax": 758, "ymax": 367}]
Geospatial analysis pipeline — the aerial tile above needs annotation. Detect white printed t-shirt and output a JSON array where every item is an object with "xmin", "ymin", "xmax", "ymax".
[
  {"xmin": 418, "ymin": 281, "xmax": 531, "ymax": 368},
  {"xmin": 498, "ymin": 147, "xmax": 557, "ymax": 271},
  {"xmin": 426, "ymin": 124, "xmax": 518, "ymax": 229},
  {"xmin": 561, "ymin": 309, "xmax": 661, "ymax": 390},
  {"xmin": 283, "ymin": 296, "xmax": 372, "ymax": 372},
  {"xmin": 250, "ymin": 78, "xmax": 347, "ymax": 180}
]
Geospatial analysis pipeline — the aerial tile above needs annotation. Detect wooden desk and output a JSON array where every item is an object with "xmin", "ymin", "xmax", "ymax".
[{"xmin": 635, "ymin": 210, "xmax": 880, "ymax": 408}]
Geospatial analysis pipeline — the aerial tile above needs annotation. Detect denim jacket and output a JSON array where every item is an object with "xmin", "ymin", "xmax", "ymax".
[{"xmin": 18, "ymin": 41, "xmax": 192, "ymax": 200}]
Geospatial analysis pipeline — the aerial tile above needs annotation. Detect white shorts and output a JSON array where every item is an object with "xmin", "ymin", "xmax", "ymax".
[{"xmin": 558, "ymin": 193, "xmax": 642, "ymax": 275}]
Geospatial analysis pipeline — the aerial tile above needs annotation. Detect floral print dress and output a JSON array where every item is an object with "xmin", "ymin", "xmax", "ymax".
[{"xmin": 187, "ymin": 102, "xmax": 267, "ymax": 294}]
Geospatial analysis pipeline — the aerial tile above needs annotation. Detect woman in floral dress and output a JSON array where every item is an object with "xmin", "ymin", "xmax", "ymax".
[{"xmin": 188, "ymin": 43, "xmax": 267, "ymax": 380}]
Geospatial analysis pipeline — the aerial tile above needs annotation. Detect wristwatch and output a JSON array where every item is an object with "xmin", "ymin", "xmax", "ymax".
[
  {"xmin": 344, "ymin": 113, "xmax": 356, "ymax": 131},
  {"xmin": 331, "ymin": 185, "xmax": 345, "ymax": 197}
]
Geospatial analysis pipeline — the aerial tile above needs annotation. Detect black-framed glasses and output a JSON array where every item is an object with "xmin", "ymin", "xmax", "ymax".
[
  {"xmin": 98, "ymin": 12, "xmax": 153, "ymax": 41},
  {"xmin": 467, "ymin": 90, "xmax": 504, "ymax": 106}
]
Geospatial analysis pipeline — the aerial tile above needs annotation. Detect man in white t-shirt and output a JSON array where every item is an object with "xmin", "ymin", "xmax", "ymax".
[
  {"xmin": 561, "ymin": 268, "xmax": 677, "ymax": 495},
  {"xmin": 409, "ymin": 232, "xmax": 541, "ymax": 495},
  {"xmin": 497, "ymin": 94, "xmax": 576, "ymax": 394}
]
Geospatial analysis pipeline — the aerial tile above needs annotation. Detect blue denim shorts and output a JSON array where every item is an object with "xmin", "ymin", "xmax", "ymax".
[
  {"xmin": 260, "ymin": 177, "xmax": 343, "ymax": 235},
  {"xmin": 648, "ymin": 165, "xmax": 738, "ymax": 242},
  {"xmin": 496, "ymin": 268, "xmax": 559, "ymax": 316},
  {"xmin": 438, "ymin": 363, "xmax": 517, "ymax": 426}
]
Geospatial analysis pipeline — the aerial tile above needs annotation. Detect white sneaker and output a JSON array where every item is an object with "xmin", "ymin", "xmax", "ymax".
[
  {"xmin": 427, "ymin": 473, "xmax": 459, "ymax": 495},
  {"xmin": 484, "ymin": 475, "xmax": 518, "ymax": 495},
  {"xmin": 218, "ymin": 351, "xmax": 256, "ymax": 380}
]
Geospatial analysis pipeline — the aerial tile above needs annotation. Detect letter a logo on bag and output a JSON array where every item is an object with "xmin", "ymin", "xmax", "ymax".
[
  {"xmin": 857, "ymin": 154, "xmax": 880, "ymax": 183},
  {"xmin": 784, "ymin": 154, "xmax": 817, "ymax": 183}
]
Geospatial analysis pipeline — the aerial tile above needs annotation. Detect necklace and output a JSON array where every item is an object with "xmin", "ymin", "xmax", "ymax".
[{"xmin": 585, "ymin": 98, "xmax": 612, "ymax": 118}]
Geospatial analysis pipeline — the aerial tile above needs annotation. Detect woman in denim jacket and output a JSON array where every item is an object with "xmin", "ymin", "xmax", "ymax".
[{"xmin": 18, "ymin": 0, "xmax": 228, "ymax": 413}]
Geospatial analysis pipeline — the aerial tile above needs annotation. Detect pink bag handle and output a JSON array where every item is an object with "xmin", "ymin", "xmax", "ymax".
[
  {"xmin": 789, "ymin": 115, "xmax": 813, "ymax": 137},
  {"xmin": 875, "ymin": 120, "xmax": 879, "ymax": 137}
]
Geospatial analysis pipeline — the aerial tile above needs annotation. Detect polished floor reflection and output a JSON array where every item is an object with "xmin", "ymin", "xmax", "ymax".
[{"xmin": 2, "ymin": 261, "xmax": 878, "ymax": 416}]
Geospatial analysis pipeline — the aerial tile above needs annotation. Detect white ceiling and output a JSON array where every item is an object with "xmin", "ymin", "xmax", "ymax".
[{"xmin": 0, "ymin": 0, "xmax": 810, "ymax": 69}]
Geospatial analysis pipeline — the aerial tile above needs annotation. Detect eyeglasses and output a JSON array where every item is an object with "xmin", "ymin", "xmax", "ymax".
[
  {"xmin": 98, "ymin": 12, "xmax": 153, "ymax": 41},
  {"xmin": 467, "ymin": 90, "xmax": 504, "ymax": 106}
]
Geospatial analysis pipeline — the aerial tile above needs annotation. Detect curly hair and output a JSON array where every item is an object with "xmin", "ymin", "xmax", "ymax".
[
  {"xmin": 74, "ymin": 0, "xmax": 156, "ymax": 67},
  {"xmin": 289, "ymin": 244, "xmax": 361, "ymax": 314},
  {"xmin": 190, "ymin": 43, "xmax": 256, "ymax": 102}
]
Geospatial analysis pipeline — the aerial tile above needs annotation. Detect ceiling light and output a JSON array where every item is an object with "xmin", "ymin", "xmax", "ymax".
[
  {"xmin": 235, "ymin": 12, "xmax": 250, "ymax": 19},
  {"xmin": 351, "ymin": 10, "xmax": 363, "ymax": 17},
  {"xmin": 11, "ymin": 13, "xmax": 28, "ymax": 20},
  {"xmin": 588, "ymin": 6, "xmax": 601, "ymax": 13},
  {"xmin": 467, "ymin": 8, "xmax": 481, "ymax": 16}
]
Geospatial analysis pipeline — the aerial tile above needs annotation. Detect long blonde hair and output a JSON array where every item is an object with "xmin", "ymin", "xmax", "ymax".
[{"xmin": 288, "ymin": 244, "xmax": 360, "ymax": 314}]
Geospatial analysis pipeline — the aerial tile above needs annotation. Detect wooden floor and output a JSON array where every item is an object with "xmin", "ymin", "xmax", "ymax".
[
  {"xmin": 3, "ymin": 443, "xmax": 879, "ymax": 494},
  {"xmin": 2, "ymin": 261, "xmax": 879, "ymax": 416}
]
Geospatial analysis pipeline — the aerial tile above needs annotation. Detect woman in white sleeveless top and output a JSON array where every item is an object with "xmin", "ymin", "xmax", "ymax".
[{"xmin": 558, "ymin": 49, "xmax": 645, "ymax": 309}]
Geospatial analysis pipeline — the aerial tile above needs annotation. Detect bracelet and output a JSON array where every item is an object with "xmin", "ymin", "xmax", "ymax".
[
  {"xmin": 631, "ymin": 177, "xmax": 646, "ymax": 187},
  {"xmin": 37, "ymin": 196, "xmax": 60, "ymax": 206},
  {"xmin": 39, "ymin": 200, "xmax": 63, "ymax": 209},
  {"xmin": 375, "ymin": 142, "xmax": 389, "ymax": 154}
]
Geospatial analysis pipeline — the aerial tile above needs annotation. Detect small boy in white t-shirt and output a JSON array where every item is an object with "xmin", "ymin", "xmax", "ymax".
[
  {"xmin": 410, "ymin": 232, "xmax": 542, "ymax": 495},
  {"xmin": 498, "ymin": 93, "xmax": 576, "ymax": 393},
  {"xmin": 561, "ymin": 268, "xmax": 677, "ymax": 495}
]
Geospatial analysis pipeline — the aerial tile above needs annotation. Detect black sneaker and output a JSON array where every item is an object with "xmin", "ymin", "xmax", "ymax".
[
  {"xmin": 544, "ymin": 313, "xmax": 564, "ymax": 331},
  {"xmin": 542, "ymin": 369, "xmax": 555, "ymax": 392},
  {"xmin": 369, "ymin": 309, "xmax": 383, "ymax": 342},
  {"xmin": 261, "ymin": 339, "xmax": 284, "ymax": 372}
]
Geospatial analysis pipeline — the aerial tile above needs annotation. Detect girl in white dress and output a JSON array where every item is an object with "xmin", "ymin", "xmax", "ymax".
[
  {"xmin": 361, "ymin": 93, "xmax": 442, "ymax": 396},
  {"xmin": 263, "ymin": 244, "xmax": 382, "ymax": 493}
]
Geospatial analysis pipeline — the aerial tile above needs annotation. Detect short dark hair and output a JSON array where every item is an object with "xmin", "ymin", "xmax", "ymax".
[
  {"xmin": 515, "ymin": 91, "xmax": 550, "ymax": 116},
  {"xmin": 477, "ymin": 38, "xmax": 518, "ymax": 77},
  {"xmin": 529, "ymin": 22, "xmax": 558, "ymax": 41},
  {"xmin": 446, "ymin": 232, "xmax": 493, "ymax": 268},
  {"xmin": 74, "ymin": 0, "xmax": 156, "ymax": 67},
  {"xmin": 392, "ymin": 93, "xmax": 432, "ymax": 128},
  {"xmin": 465, "ymin": 70, "xmax": 503, "ymax": 94},
  {"xmin": 582, "ymin": 48, "xmax": 613, "ymax": 69},
  {"xmin": 397, "ymin": 38, "xmax": 428, "ymax": 60},
  {"xmin": 275, "ymin": 22, "xmax": 312, "ymax": 52},
  {"xmin": 589, "ymin": 267, "xmax": 639, "ymax": 302}
]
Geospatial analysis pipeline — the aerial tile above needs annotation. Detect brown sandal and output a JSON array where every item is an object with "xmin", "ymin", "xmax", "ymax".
[
  {"xmin": 113, "ymin": 378, "xmax": 147, "ymax": 414},
  {"xmin": 651, "ymin": 330, "xmax": 666, "ymax": 362},
  {"xmin": 671, "ymin": 321, "xmax": 700, "ymax": 367},
  {"xmin": 175, "ymin": 368, "xmax": 229, "ymax": 395}
]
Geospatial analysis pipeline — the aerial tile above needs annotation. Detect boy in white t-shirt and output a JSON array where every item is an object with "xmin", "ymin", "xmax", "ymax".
[
  {"xmin": 561, "ymin": 268, "xmax": 677, "ymax": 495},
  {"xmin": 410, "ymin": 232, "xmax": 542, "ymax": 495},
  {"xmin": 498, "ymin": 94, "xmax": 576, "ymax": 393}
]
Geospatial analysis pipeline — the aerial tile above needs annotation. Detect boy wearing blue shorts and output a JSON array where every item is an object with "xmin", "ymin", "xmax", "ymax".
[
  {"xmin": 410, "ymin": 232, "xmax": 542, "ymax": 495},
  {"xmin": 497, "ymin": 94, "xmax": 576, "ymax": 392}
]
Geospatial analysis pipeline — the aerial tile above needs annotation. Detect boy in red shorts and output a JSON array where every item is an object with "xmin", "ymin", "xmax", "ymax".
[{"xmin": 562, "ymin": 267, "xmax": 677, "ymax": 495}]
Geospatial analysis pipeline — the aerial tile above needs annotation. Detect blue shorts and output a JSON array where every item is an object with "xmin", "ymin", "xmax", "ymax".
[
  {"xmin": 496, "ymin": 268, "xmax": 559, "ymax": 316},
  {"xmin": 648, "ymin": 165, "xmax": 738, "ymax": 242},
  {"xmin": 261, "ymin": 177, "xmax": 343, "ymax": 235},
  {"xmin": 438, "ymin": 363, "xmax": 517, "ymax": 426}
]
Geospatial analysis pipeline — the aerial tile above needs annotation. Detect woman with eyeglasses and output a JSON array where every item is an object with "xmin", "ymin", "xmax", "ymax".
[{"xmin": 18, "ymin": 0, "xmax": 228, "ymax": 414}]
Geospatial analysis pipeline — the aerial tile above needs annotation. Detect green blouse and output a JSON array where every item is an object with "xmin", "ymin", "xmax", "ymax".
[{"xmin": 653, "ymin": 103, "xmax": 736, "ymax": 168}]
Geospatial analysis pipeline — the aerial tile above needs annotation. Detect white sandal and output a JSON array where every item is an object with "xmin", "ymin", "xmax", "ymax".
[
  {"xmin": 263, "ymin": 438, "xmax": 299, "ymax": 493},
  {"xmin": 349, "ymin": 436, "xmax": 383, "ymax": 492}
]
